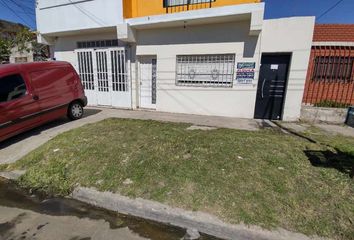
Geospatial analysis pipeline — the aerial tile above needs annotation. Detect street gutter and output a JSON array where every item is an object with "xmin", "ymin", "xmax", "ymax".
[
  {"xmin": 72, "ymin": 187, "xmax": 321, "ymax": 240},
  {"xmin": 0, "ymin": 171, "xmax": 325, "ymax": 240}
]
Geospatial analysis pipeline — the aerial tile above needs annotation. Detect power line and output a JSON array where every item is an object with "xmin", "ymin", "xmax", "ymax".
[
  {"xmin": 13, "ymin": 0, "xmax": 35, "ymax": 10},
  {"xmin": 0, "ymin": 0, "xmax": 33, "ymax": 27},
  {"xmin": 67, "ymin": 0, "xmax": 107, "ymax": 27},
  {"xmin": 8, "ymin": 0, "xmax": 36, "ymax": 22},
  {"xmin": 12, "ymin": 0, "xmax": 35, "ymax": 12},
  {"xmin": 317, "ymin": 0, "xmax": 345, "ymax": 21}
]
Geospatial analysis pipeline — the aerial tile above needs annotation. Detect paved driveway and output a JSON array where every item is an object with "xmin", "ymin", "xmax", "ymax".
[{"xmin": 0, "ymin": 107, "xmax": 268, "ymax": 164}]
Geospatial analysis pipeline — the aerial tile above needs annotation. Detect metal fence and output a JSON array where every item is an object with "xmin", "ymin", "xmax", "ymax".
[
  {"xmin": 303, "ymin": 45, "xmax": 354, "ymax": 107},
  {"xmin": 164, "ymin": 0, "xmax": 214, "ymax": 13}
]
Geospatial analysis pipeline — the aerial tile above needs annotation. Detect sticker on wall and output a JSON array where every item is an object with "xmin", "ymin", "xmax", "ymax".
[
  {"xmin": 236, "ymin": 62, "xmax": 255, "ymax": 84},
  {"xmin": 271, "ymin": 64, "xmax": 279, "ymax": 70}
]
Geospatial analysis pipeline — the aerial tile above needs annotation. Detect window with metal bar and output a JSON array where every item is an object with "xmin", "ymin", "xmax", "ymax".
[
  {"xmin": 164, "ymin": 0, "xmax": 215, "ymax": 7},
  {"xmin": 77, "ymin": 39, "xmax": 119, "ymax": 49},
  {"xmin": 176, "ymin": 54, "xmax": 235, "ymax": 87},
  {"xmin": 312, "ymin": 56, "xmax": 354, "ymax": 82}
]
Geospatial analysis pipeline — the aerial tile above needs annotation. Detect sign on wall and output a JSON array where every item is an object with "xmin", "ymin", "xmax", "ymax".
[{"xmin": 236, "ymin": 62, "xmax": 256, "ymax": 84}]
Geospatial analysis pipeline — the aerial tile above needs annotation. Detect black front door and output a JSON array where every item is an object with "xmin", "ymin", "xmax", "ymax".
[{"xmin": 254, "ymin": 54, "xmax": 291, "ymax": 120}]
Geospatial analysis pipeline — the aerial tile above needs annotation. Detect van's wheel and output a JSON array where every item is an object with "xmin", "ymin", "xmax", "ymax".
[{"xmin": 68, "ymin": 101, "xmax": 84, "ymax": 120}]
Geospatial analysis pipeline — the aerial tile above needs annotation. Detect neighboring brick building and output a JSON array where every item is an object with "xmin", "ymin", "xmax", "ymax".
[{"xmin": 303, "ymin": 24, "xmax": 354, "ymax": 107}]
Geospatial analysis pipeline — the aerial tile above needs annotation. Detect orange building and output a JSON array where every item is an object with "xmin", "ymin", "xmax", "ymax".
[{"xmin": 123, "ymin": 0, "xmax": 261, "ymax": 18}]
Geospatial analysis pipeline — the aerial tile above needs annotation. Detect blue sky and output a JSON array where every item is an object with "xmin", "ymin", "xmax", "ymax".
[{"xmin": 0, "ymin": 0, "xmax": 353, "ymax": 30}]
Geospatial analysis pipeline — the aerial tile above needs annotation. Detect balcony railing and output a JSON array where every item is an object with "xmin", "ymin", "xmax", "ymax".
[{"xmin": 163, "ymin": 0, "xmax": 215, "ymax": 13}]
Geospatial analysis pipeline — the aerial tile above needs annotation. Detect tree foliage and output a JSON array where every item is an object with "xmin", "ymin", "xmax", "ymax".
[
  {"xmin": 0, "ymin": 38, "xmax": 12, "ymax": 62},
  {"xmin": 0, "ymin": 28, "xmax": 49, "ymax": 63}
]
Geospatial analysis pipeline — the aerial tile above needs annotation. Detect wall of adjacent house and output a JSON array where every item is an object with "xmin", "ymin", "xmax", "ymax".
[
  {"xmin": 134, "ymin": 16, "xmax": 315, "ymax": 120},
  {"xmin": 9, "ymin": 43, "xmax": 34, "ymax": 63}
]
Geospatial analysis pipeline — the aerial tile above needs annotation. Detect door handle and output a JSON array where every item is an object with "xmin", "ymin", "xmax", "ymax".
[
  {"xmin": 32, "ymin": 95, "xmax": 39, "ymax": 101},
  {"xmin": 261, "ymin": 78, "xmax": 266, "ymax": 99}
]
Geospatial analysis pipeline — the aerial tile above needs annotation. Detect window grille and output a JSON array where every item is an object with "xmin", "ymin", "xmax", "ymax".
[
  {"xmin": 77, "ymin": 39, "xmax": 119, "ymax": 49},
  {"xmin": 164, "ymin": 0, "xmax": 214, "ymax": 7},
  {"xmin": 176, "ymin": 54, "xmax": 235, "ymax": 87},
  {"xmin": 312, "ymin": 56, "xmax": 354, "ymax": 82}
]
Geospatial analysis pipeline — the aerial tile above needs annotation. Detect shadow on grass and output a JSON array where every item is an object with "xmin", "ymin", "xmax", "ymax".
[
  {"xmin": 0, "ymin": 108, "xmax": 101, "ymax": 149},
  {"xmin": 304, "ymin": 149, "xmax": 354, "ymax": 178}
]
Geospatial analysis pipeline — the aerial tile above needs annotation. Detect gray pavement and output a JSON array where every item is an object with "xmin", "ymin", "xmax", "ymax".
[
  {"xmin": 281, "ymin": 122, "xmax": 354, "ymax": 137},
  {"xmin": 0, "ymin": 107, "xmax": 267, "ymax": 164},
  {"xmin": 0, "ymin": 206, "xmax": 148, "ymax": 240}
]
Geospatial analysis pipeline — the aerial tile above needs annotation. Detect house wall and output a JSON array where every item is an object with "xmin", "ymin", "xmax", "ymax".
[
  {"xmin": 313, "ymin": 24, "xmax": 354, "ymax": 42},
  {"xmin": 303, "ymin": 46, "xmax": 354, "ymax": 106},
  {"xmin": 51, "ymin": 31, "xmax": 119, "ymax": 67},
  {"xmin": 48, "ymin": 15, "xmax": 314, "ymax": 121},
  {"xmin": 134, "ymin": 17, "xmax": 315, "ymax": 120},
  {"xmin": 9, "ymin": 43, "xmax": 34, "ymax": 63},
  {"xmin": 135, "ymin": 20, "xmax": 260, "ymax": 118},
  {"xmin": 36, "ymin": 0, "xmax": 124, "ymax": 34},
  {"xmin": 261, "ymin": 17, "xmax": 315, "ymax": 121},
  {"xmin": 302, "ymin": 24, "xmax": 354, "ymax": 106}
]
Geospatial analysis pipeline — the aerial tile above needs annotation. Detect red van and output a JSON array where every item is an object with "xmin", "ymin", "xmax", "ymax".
[{"xmin": 0, "ymin": 61, "xmax": 87, "ymax": 142}]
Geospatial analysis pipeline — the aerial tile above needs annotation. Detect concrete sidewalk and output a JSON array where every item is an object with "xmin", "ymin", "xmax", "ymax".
[
  {"xmin": 281, "ymin": 122, "xmax": 354, "ymax": 138},
  {"xmin": 0, "ymin": 108, "xmax": 269, "ymax": 164}
]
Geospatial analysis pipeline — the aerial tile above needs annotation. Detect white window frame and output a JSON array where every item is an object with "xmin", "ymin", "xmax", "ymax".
[{"xmin": 176, "ymin": 54, "xmax": 235, "ymax": 88}]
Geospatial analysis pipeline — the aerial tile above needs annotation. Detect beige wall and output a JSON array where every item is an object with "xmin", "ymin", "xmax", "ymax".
[
  {"xmin": 51, "ymin": 16, "xmax": 315, "ymax": 121},
  {"xmin": 261, "ymin": 17, "xmax": 315, "ymax": 121},
  {"xmin": 134, "ymin": 17, "xmax": 315, "ymax": 120},
  {"xmin": 135, "ymin": 20, "xmax": 261, "ymax": 118},
  {"xmin": 53, "ymin": 32, "xmax": 118, "ymax": 67},
  {"xmin": 9, "ymin": 43, "xmax": 34, "ymax": 64}
]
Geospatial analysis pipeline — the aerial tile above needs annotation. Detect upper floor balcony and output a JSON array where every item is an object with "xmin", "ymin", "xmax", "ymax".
[{"xmin": 123, "ymin": 0, "xmax": 261, "ymax": 18}]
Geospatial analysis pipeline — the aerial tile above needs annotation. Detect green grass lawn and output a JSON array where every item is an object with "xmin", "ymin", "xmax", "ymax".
[{"xmin": 2, "ymin": 118, "xmax": 354, "ymax": 239}]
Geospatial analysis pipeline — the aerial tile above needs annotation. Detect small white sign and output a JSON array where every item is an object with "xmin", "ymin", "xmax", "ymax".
[{"xmin": 271, "ymin": 64, "xmax": 279, "ymax": 70}]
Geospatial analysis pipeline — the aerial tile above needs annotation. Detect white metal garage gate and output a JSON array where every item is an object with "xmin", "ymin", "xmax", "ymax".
[{"xmin": 75, "ymin": 47, "xmax": 131, "ymax": 108}]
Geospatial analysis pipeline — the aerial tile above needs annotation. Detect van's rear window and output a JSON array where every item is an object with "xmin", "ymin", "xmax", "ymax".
[{"xmin": 0, "ymin": 74, "xmax": 27, "ymax": 103}]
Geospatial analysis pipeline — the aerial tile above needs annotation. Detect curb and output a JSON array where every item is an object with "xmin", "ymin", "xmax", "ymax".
[
  {"xmin": 72, "ymin": 187, "xmax": 318, "ymax": 240},
  {"xmin": 0, "ymin": 170, "xmax": 26, "ymax": 180}
]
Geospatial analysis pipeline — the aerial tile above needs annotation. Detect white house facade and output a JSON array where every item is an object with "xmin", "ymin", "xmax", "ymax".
[{"xmin": 36, "ymin": 0, "xmax": 315, "ymax": 121}]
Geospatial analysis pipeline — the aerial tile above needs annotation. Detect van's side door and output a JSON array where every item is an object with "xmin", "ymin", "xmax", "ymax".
[
  {"xmin": 29, "ymin": 67, "xmax": 76, "ymax": 121},
  {"xmin": 0, "ymin": 72, "xmax": 41, "ymax": 140}
]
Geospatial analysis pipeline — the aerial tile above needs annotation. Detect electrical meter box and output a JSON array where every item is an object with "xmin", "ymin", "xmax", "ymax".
[{"xmin": 345, "ymin": 106, "xmax": 354, "ymax": 127}]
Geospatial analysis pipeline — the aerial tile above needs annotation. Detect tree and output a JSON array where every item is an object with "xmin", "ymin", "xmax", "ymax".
[
  {"xmin": 0, "ymin": 27, "xmax": 49, "ymax": 63},
  {"xmin": 13, "ymin": 28, "xmax": 33, "ymax": 53},
  {"xmin": 0, "ymin": 38, "xmax": 12, "ymax": 63}
]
